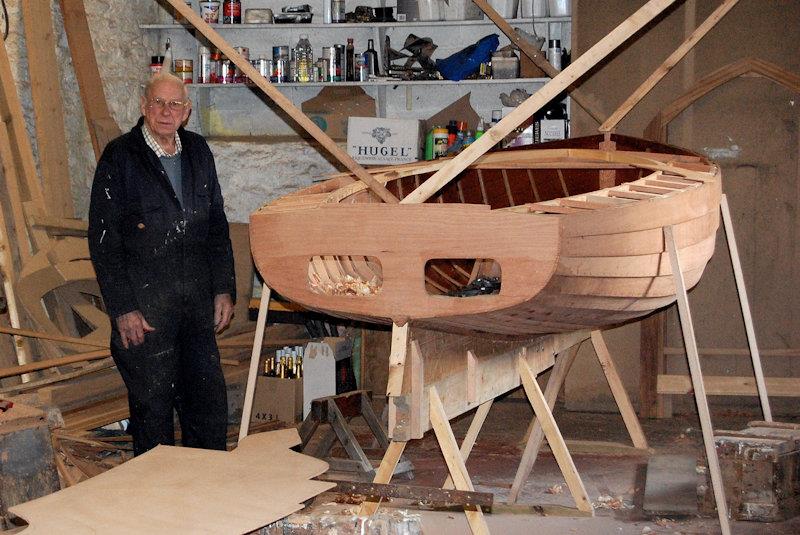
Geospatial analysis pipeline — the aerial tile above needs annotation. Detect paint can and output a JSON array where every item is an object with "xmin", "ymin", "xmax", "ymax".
[
  {"xmin": 174, "ymin": 59, "xmax": 193, "ymax": 84},
  {"xmin": 198, "ymin": 47, "xmax": 213, "ymax": 84},
  {"xmin": 199, "ymin": 1, "xmax": 221, "ymax": 23},
  {"xmin": 150, "ymin": 55, "xmax": 165, "ymax": 75},
  {"xmin": 332, "ymin": 44, "xmax": 345, "ymax": 81}
]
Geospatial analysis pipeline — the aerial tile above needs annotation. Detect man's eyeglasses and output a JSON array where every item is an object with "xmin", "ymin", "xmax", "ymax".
[{"xmin": 147, "ymin": 97, "xmax": 188, "ymax": 112}]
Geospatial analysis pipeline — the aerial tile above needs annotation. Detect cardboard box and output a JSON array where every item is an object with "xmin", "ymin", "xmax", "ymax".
[
  {"xmin": 347, "ymin": 117, "xmax": 422, "ymax": 165},
  {"xmin": 302, "ymin": 87, "xmax": 376, "ymax": 141},
  {"xmin": 250, "ymin": 376, "xmax": 303, "ymax": 425}
]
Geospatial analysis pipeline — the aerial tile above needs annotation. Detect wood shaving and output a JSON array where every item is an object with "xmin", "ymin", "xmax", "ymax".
[
  {"xmin": 310, "ymin": 273, "xmax": 380, "ymax": 296},
  {"xmin": 545, "ymin": 484, "xmax": 563, "ymax": 494}
]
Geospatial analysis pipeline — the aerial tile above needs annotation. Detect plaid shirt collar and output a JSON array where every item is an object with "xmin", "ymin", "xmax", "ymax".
[{"xmin": 142, "ymin": 122, "xmax": 182, "ymax": 158}]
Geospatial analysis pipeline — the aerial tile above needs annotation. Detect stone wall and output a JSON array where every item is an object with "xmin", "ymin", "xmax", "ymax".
[{"xmin": 3, "ymin": 0, "xmax": 338, "ymax": 222}]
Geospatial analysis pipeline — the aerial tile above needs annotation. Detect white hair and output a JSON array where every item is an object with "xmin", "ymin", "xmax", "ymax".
[{"xmin": 144, "ymin": 71, "xmax": 189, "ymax": 101}]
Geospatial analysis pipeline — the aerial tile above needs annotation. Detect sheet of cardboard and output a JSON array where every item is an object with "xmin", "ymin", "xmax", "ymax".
[
  {"xmin": 302, "ymin": 86, "xmax": 376, "ymax": 141},
  {"xmin": 423, "ymin": 93, "xmax": 481, "ymax": 134}
]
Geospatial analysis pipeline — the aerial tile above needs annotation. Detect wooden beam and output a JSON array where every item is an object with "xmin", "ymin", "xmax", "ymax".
[
  {"xmin": 640, "ymin": 312, "xmax": 668, "ymax": 418},
  {"xmin": 0, "ymin": 349, "xmax": 110, "ymax": 379},
  {"xmin": 518, "ymin": 357, "xmax": 593, "ymax": 514},
  {"xmin": 471, "ymin": 0, "xmax": 607, "ymax": 124},
  {"xmin": 429, "ymin": 387, "xmax": 489, "ymax": 535},
  {"xmin": 0, "ymin": 325, "xmax": 108, "ymax": 348},
  {"xmin": 238, "ymin": 288, "xmax": 271, "ymax": 441},
  {"xmin": 21, "ymin": 0, "xmax": 75, "ymax": 217},
  {"xmin": 386, "ymin": 323, "xmax": 409, "ymax": 396},
  {"xmin": 657, "ymin": 374, "xmax": 800, "ymax": 397},
  {"xmin": 58, "ymin": 0, "xmax": 121, "ymax": 159},
  {"xmin": 163, "ymin": 0, "xmax": 399, "ymax": 204},
  {"xmin": 600, "ymin": 0, "xmax": 739, "ymax": 132},
  {"xmin": 590, "ymin": 331, "xmax": 648, "ymax": 449},
  {"xmin": 663, "ymin": 347, "xmax": 800, "ymax": 357},
  {"xmin": 719, "ymin": 194, "xmax": 771, "ymax": 421},
  {"xmin": 664, "ymin": 225, "xmax": 731, "ymax": 535},
  {"xmin": 443, "ymin": 400, "xmax": 493, "ymax": 490},
  {"xmin": 333, "ymin": 480, "xmax": 493, "ymax": 508},
  {"xmin": 400, "ymin": 0, "xmax": 677, "ymax": 204},
  {"xmin": 359, "ymin": 440, "xmax": 407, "ymax": 516},
  {"xmin": 509, "ymin": 343, "xmax": 580, "ymax": 504}
]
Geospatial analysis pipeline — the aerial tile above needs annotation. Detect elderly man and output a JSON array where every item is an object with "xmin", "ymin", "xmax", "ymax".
[{"xmin": 88, "ymin": 72, "xmax": 236, "ymax": 455}]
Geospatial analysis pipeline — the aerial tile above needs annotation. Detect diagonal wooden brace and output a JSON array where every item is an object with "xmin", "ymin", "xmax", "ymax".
[{"xmin": 518, "ymin": 356, "xmax": 594, "ymax": 514}]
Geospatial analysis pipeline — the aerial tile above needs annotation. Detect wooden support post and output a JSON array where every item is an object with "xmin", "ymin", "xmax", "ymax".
[
  {"xmin": 720, "ymin": 194, "xmax": 772, "ymax": 421},
  {"xmin": 238, "ymin": 287, "xmax": 271, "ymax": 441},
  {"xmin": 664, "ymin": 225, "xmax": 731, "ymax": 535},
  {"xmin": 590, "ymin": 331, "xmax": 648, "ymax": 449},
  {"xmin": 386, "ymin": 323, "xmax": 410, "ymax": 396},
  {"xmin": 509, "ymin": 344, "xmax": 581, "ymax": 504},
  {"xmin": 429, "ymin": 387, "xmax": 490, "ymax": 535},
  {"xmin": 359, "ymin": 440, "xmax": 407, "ymax": 516},
  {"xmin": 443, "ymin": 400, "xmax": 493, "ymax": 490},
  {"xmin": 518, "ymin": 357, "xmax": 594, "ymax": 514},
  {"xmin": 400, "ymin": 0, "xmax": 677, "ymax": 204},
  {"xmin": 640, "ymin": 311, "xmax": 670, "ymax": 418}
]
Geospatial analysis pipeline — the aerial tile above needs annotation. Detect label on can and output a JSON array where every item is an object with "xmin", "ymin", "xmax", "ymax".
[
  {"xmin": 220, "ymin": 58, "xmax": 235, "ymax": 84},
  {"xmin": 200, "ymin": 1, "xmax": 221, "ymax": 23}
]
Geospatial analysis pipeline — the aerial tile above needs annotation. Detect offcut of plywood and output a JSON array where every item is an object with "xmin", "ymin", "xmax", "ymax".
[{"xmin": 10, "ymin": 429, "xmax": 334, "ymax": 534}]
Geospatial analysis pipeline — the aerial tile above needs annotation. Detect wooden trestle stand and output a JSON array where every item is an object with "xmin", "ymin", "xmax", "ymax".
[{"xmin": 357, "ymin": 325, "xmax": 649, "ymax": 534}]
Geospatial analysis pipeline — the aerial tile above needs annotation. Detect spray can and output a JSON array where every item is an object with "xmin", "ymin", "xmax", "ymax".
[{"xmin": 432, "ymin": 126, "xmax": 449, "ymax": 158}]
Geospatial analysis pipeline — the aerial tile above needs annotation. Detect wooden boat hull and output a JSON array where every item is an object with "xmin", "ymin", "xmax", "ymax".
[{"xmin": 250, "ymin": 135, "xmax": 721, "ymax": 338}]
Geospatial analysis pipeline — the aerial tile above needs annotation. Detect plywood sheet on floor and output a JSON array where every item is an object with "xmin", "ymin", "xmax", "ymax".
[{"xmin": 10, "ymin": 429, "xmax": 334, "ymax": 534}]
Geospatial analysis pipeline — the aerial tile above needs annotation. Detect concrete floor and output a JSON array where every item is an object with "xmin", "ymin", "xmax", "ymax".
[{"xmin": 292, "ymin": 398, "xmax": 800, "ymax": 534}]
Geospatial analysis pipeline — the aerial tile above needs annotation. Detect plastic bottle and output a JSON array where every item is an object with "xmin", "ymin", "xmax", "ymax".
[
  {"xmin": 163, "ymin": 38, "xmax": 174, "ymax": 74},
  {"xmin": 447, "ymin": 120, "xmax": 458, "ymax": 146},
  {"xmin": 475, "ymin": 122, "xmax": 485, "ymax": 139},
  {"xmin": 296, "ymin": 34, "xmax": 313, "ymax": 83},
  {"xmin": 432, "ymin": 126, "xmax": 449, "ymax": 158},
  {"xmin": 424, "ymin": 129, "xmax": 434, "ymax": 161},
  {"xmin": 345, "ymin": 38, "xmax": 355, "ymax": 82}
]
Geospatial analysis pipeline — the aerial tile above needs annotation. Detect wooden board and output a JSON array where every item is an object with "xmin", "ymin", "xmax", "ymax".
[
  {"xmin": 58, "ymin": 0, "xmax": 121, "ymax": 159},
  {"xmin": 21, "ymin": 0, "xmax": 74, "ymax": 217},
  {"xmin": 10, "ymin": 429, "xmax": 334, "ymax": 534}
]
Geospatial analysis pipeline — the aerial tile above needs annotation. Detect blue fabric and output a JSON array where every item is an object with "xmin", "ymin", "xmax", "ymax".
[{"xmin": 436, "ymin": 34, "xmax": 500, "ymax": 82}]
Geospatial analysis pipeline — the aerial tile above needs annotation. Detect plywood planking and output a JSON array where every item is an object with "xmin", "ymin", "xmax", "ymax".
[{"xmin": 10, "ymin": 429, "xmax": 335, "ymax": 534}]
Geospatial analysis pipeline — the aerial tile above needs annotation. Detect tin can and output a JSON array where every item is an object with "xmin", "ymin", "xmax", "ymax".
[
  {"xmin": 209, "ymin": 49, "xmax": 222, "ymax": 83},
  {"xmin": 174, "ymin": 59, "xmax": 193, "ymax": 84},
  {"xmin": 150, "ymin": 55, "xmax": 165, "ymax": 75},
  {"xmin": 332, "ymin": 0, "xmax": 345, "ymax": 23},
  {"xmin": 332, "ymin": 44, "xmax": 345, "ymax": 82},
  {"xmin": 316, "ymin": 58, "xmax": 329, "ymax": 82},
  {"xmin": 220, "ymin": 58, "xmax": 235, "ymax": 84},
  {"xmin": 198, "ymin": 47, "xmax": 212, "ymax": 83},
  {"xmin": 253, "ymin": 57, "xmax": 271, "ymax": 80},
  {"xmin": 199, "ymin": 1, "xmax": 221, "ymax": 23},
  {"xmin": 272, "ymin": 46, "xmax": 289, "ymax": 63},
  {"xmin": 272, "ymin": 59, "xmax": 288, "ymax": 83}
]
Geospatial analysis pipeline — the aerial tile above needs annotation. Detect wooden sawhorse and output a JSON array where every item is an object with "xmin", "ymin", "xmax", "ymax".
[{"xmin": 358, "ymin": 327, "xmax": 648, "ymax": 534}]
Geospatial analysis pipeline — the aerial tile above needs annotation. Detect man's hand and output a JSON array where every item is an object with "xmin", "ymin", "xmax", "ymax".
[
  {"xmin": 116, "ymin": 310, "xmax": 156, "ymax": 349},
  {"xmin": 214, "ymin": 293, "xmax": 234, "ymax": 333}
]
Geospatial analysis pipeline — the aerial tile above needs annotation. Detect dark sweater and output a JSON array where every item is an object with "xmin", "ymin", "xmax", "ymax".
[{"xmin": 88, "ymin": 118, "xmax": 236, "ymax": 320}]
